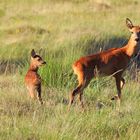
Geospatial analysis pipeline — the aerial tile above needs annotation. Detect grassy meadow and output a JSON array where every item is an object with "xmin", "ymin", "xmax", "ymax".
[{"xmin": 0, "ymin": 0, "xmax": 140, "ymax": 139}]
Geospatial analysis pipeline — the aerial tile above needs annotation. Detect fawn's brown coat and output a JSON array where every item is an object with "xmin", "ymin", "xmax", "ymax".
[{"xmin": 25, "ymin": 49, "xmax": 46, "ymax": 104}]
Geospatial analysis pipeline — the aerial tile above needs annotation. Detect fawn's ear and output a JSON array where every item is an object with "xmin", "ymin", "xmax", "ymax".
[
  {"xmin": 126, "ymin": 18, "xmax": 133, "ymax": 29},
  {"xmin": 31, "ymin": 49, "xmax": 36, "ymax": 58}
]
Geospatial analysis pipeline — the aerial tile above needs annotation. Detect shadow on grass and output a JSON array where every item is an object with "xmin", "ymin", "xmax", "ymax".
[
  {"xmin": 1, "ymin": 35, "xmax": 140, "ymax": 75},
  {"xmin": 82, "ymin": 36, "xmax": 128, "ymax": 55},
  {"xmin": 0, "ymin": 59, "xmax": 26, "ymax": 74}
]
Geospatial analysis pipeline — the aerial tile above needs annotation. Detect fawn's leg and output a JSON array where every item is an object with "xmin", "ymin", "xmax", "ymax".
[
  {"xmin": 37, "ymin": 84, "xmax": 43, "ymax": 105},
  {"xmin": 28, "ymin": 87, "xmax": 36, "ymax": 99}
]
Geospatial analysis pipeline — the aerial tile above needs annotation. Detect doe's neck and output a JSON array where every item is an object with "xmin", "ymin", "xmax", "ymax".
[{"xmin": 124, "ymin": 37, "xmax": 137, "ymax": 57}]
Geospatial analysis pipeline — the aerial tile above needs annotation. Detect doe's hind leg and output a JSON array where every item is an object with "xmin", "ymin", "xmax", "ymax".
[
  {"xmin": 78, "ymin": 92, "xmax": 84, "ymax": 109},
  {"xmin": 68, "ymin": 74, "xmax": 92, "ymax": 111},
  {"xmin": 68, "ymin": 84, "xmax": 83, "ymax": 110},
  {"xmin": 77, "ymin": 77, "xmax": 91, "ymax": 109},
  {"xmin": 68, "ymin": 72, "xmax": 85, "ymax": 110}
]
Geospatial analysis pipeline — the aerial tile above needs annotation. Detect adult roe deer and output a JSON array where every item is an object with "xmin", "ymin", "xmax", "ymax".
[
  {"xmin": 68, "ymin": 18, "xmax": 140, "ymax": 110},
  {"xmin": 25, "ymin": 49, "xmax": 46, "ymax": 104}
]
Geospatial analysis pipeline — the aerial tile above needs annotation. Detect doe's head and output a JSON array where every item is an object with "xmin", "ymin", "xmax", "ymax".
[
  {"xmin": 126, "ymin": 18, "xmax": 140, "ymax": 43},
  {"xmin": 31, "ymin": 49, "xmax": 46, "ymax": 67}
]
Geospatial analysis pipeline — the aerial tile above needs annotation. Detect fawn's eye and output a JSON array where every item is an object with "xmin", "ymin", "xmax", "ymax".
[{"xmin": 37, "ymin": 58, "xmax": 41, "ymax": 61}]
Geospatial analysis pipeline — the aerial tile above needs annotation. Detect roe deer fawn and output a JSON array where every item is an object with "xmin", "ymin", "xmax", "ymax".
[
  {"xmin": 68, "ymin": 18, "xmax": 140, "ymax": 110},
  {"xmin": 25, "ymin": 49, "xmax": 46, "ymax": 104}
]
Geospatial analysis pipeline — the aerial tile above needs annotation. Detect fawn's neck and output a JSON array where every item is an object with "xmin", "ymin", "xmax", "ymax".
[{"xmin": 29, "ymin": 64, "xmax": 38, "ymax": 72}]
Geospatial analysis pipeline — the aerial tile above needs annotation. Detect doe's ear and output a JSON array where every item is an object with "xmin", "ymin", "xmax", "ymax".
[
  {"xmin": 126, "ymin": 18, "xmax": 133, "ymax": 29},
  {"xmin": 31, "ymin": 49, "xmax": 36, "ymax": 58}
]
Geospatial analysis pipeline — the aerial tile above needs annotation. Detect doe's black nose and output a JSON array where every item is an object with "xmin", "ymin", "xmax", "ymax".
[{"xmin": 135, "ymin": 38, "xmax": 139, "ymax": 42}]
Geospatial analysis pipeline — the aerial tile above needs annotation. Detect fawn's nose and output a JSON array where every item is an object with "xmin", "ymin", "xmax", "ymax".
[{"xmin": 42, "ymin": 61, "xmax": 46, "ymax": 65}]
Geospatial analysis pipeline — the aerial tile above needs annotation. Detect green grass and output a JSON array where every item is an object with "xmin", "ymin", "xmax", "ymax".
[
  {"xmin": 0, "ymin": 75, "xmax": 140, "ymax": 140},
  {"xmin": 0, "ymin": 0, "xmax": 140, "ymax": 139}
]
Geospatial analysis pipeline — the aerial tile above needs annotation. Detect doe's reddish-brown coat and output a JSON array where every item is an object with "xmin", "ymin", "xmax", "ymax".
[{"xmin": 68, "ymin": 18, "xmax": 140, "ymax": 110}]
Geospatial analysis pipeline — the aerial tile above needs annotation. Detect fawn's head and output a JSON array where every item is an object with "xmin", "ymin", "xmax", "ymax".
[
  {"xmin": 30, "ymin": 49, "xmax": 46, "ymax": 67},
  {"xmin": 126, "ymin": 18, "xmax": 140, "ymax": 45}
]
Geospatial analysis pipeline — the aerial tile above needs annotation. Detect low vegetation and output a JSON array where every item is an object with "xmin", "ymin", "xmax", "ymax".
[{"xmin": 0, "ymin": 0, "xmax": 140, "ymax": 139}]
